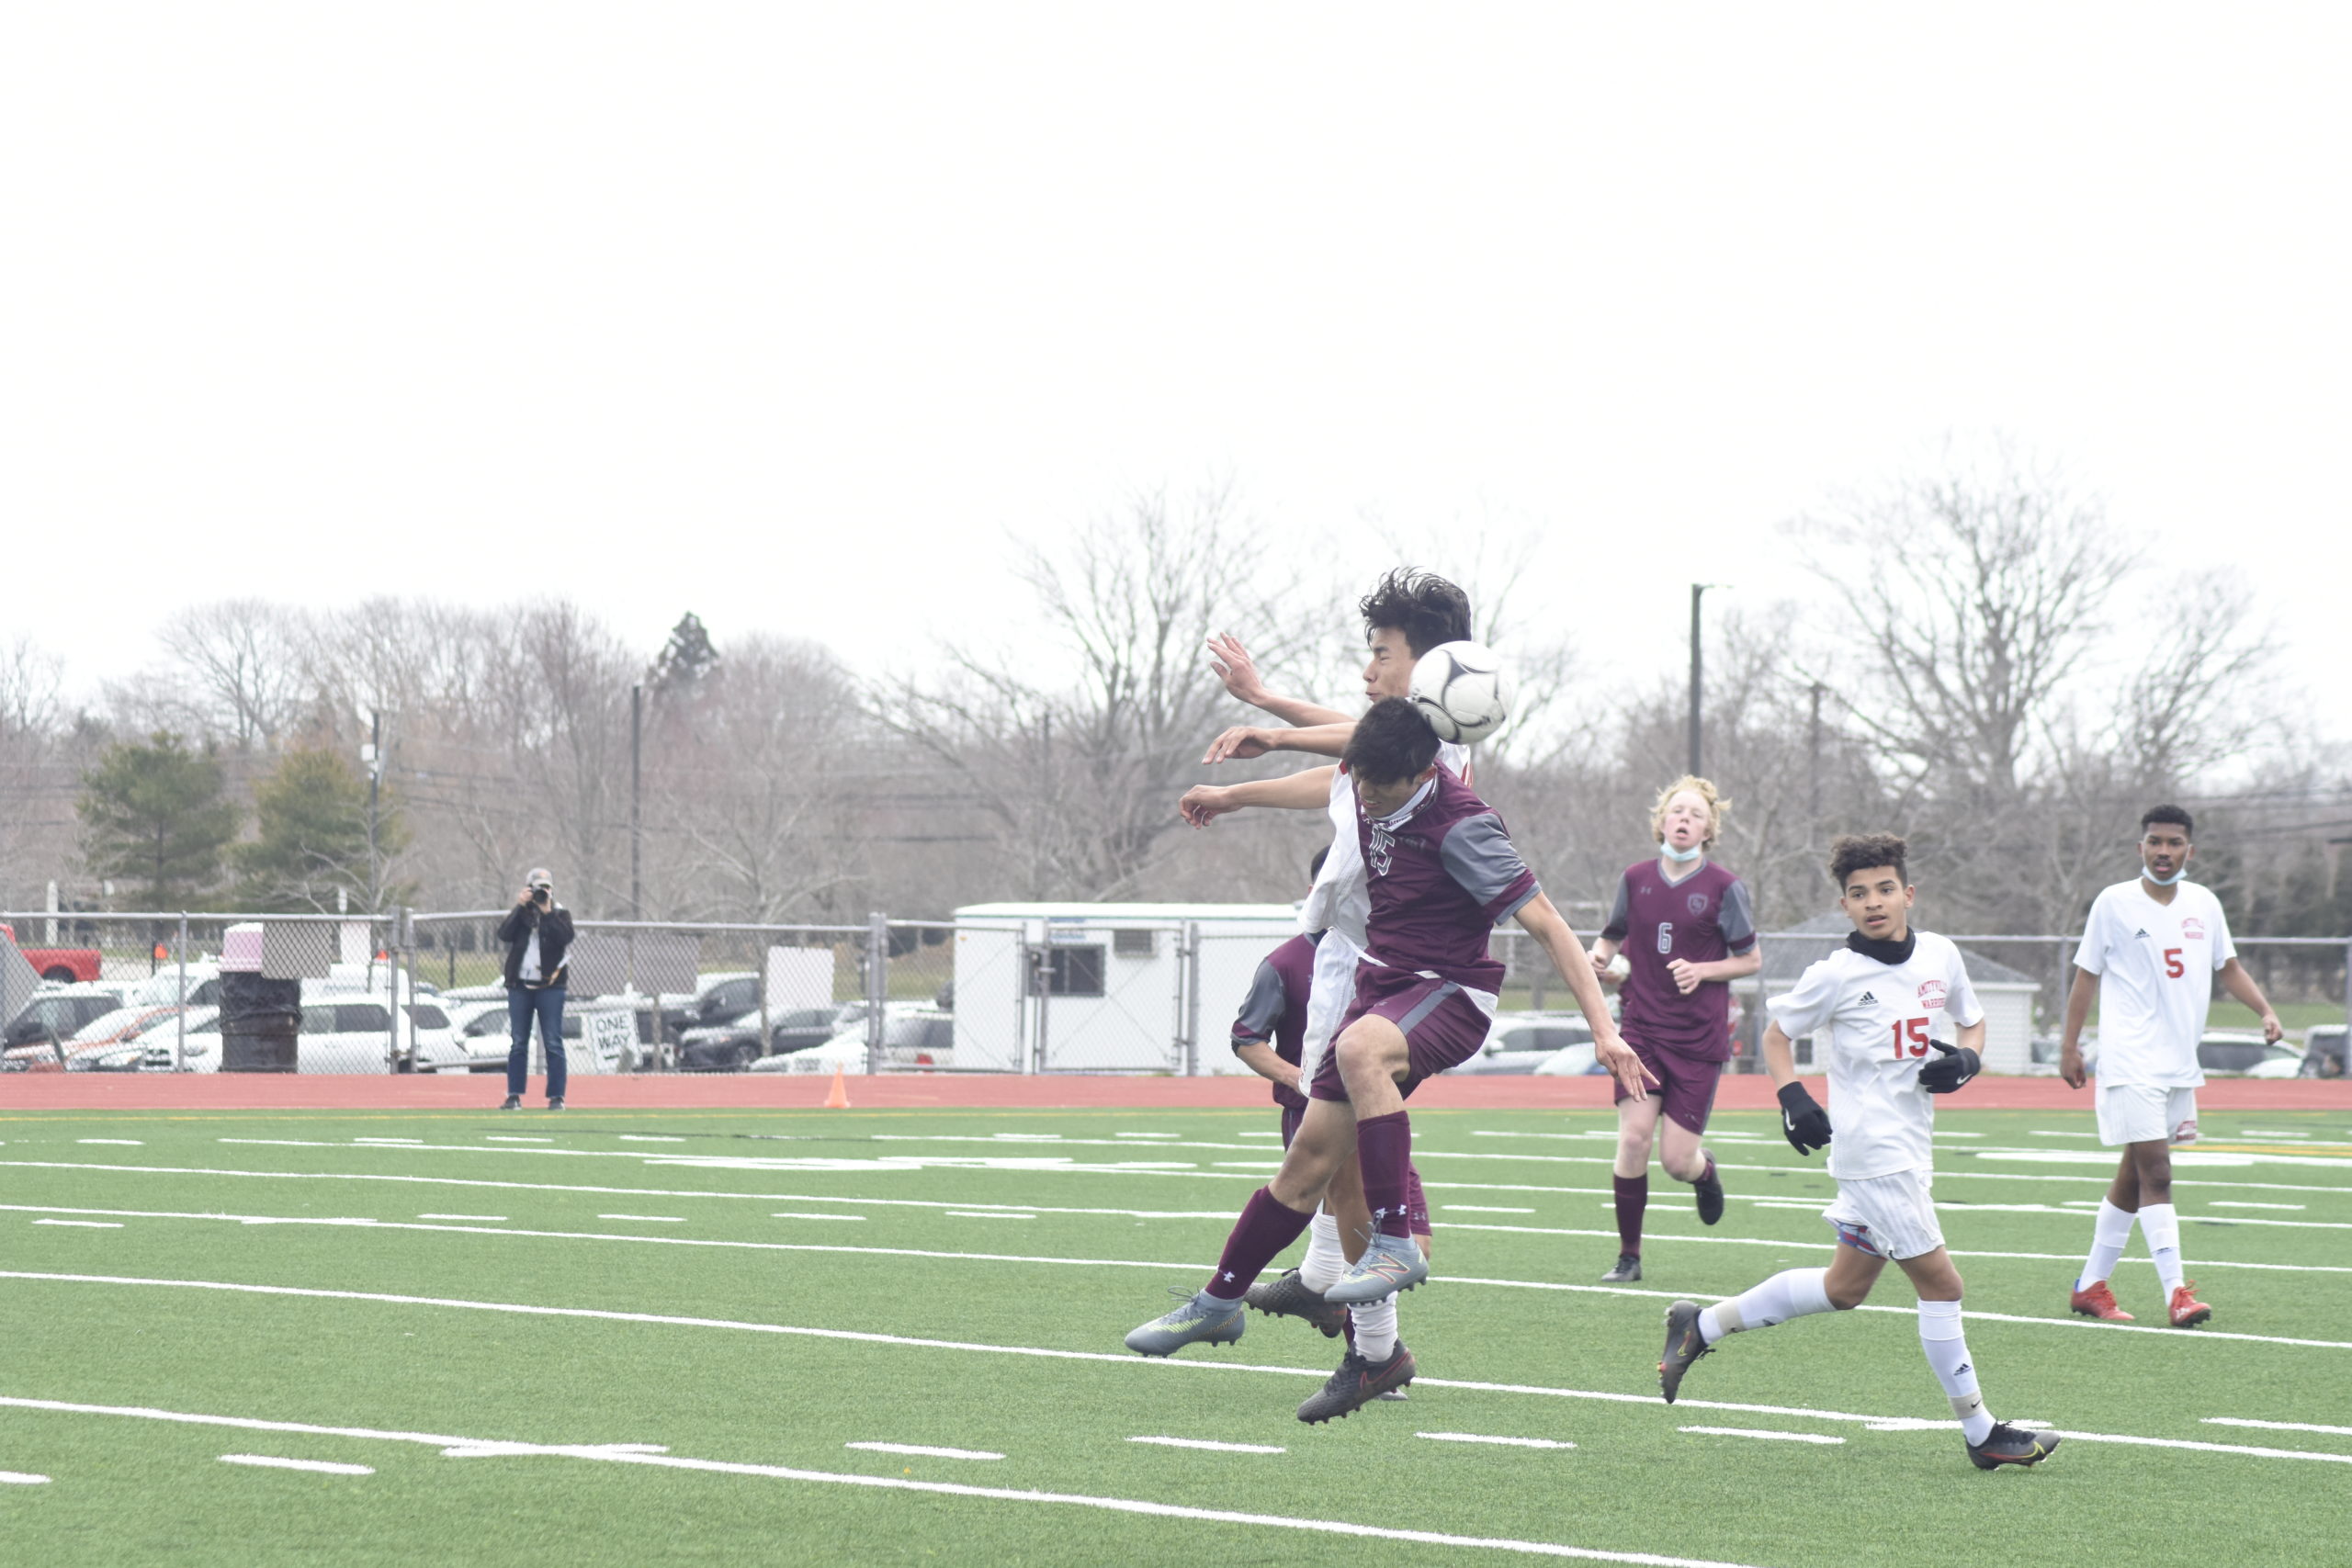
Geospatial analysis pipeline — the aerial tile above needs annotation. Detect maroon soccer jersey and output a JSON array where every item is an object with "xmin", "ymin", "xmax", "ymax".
[
  {"xmin": 1600, "ymin": 859, "xmax": 1756, "ymax": 1062},
  {"xmin": 1231, "ymin": 931, "xmax": 1319, "ymax": 1111},
  {"xmin": 1356, "ymin": 765, "xmax": 1539, "ymax": 995}
]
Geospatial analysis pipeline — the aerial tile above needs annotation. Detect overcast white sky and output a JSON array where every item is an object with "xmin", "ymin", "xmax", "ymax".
[{"xmin": 5, "ymin": 6, "xmax": 2346, "ymax": 732}]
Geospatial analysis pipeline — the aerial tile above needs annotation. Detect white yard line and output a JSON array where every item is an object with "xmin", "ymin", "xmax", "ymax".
[
  {"xmin": 219, "ymin": 1454, "xmax": 374, "ymax": 1475},
  {"xmin": 2204, "ymin": 1417, "xmax": 2352, "ymax": 1437},
  {"xmin": 1442, "ymin": 1220, "xmax": 2352, "ymax": 1275},
  {"xmin": 2211, "ymin": 1201, "xmax": 2306, "ymax": 1211},
  {"xmin": 484, "ymin": 1136, "xmax": 553, "ymax": 1144},
  {"xmin": 618, "ymin": 1135, "xmax": 684, "ymax": 1143},
  {"xmin": 844, "ymin": 1441, "xmax": 1002, "ymax": 1461},
  {"xmin": 1127, "ymin": 1436, "xmax": 1284, "ymax": 1454},
  {"xmin": 1419, "ymin": 1433, "xmax": 1576, "ymax": 1450},
  {"xmin": 596, "ymin": 1214, "xmax": 685, "ymax": 1223},
  {"xmin": 417, "ymin": 1214, "xmax": 506, "ymax": 1223},
  {"xmin": 1444, "ymin": 1206, "xmax": 1537, "ymax": 1214},
  {"xmin": 0, "ymin": 1393, "xmax": 1773, "ymax": 1568},
  {"xmin": 945, "ymin": 1212, "xmax": 1035, "ymax": 1220},
  {"xmin": 32, "ymin": 1220, "xmax": 121, "ymax": 1229},
  {"xmin": 75, "ymin": 1139, "xmax": 142, "ymax": 1146},
  {"xmin": 1678, "ymin": 1427, "xmax": 1845, "ymax": 1446},
  {"xmin": 771, "ymin": 1213, "xmax": 867, "ymax": 1222},
  {"xmin": 0, "ymin": 1470, "xmax": 51, "ymax": 1483}
]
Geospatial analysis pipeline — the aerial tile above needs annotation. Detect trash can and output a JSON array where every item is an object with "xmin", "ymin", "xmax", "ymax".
[{"xmin": 220, "ymin": 970, "xmax": 300, "ymax": 1073}]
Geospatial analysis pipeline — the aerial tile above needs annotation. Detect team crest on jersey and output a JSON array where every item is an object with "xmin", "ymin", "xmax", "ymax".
[
  {"xmin": 2182, "ymin": 918, "xmax": 2206, "ymax": 941},
  {"xmin": 1687, "ymin": 892, "xmax": 1710, "ymax": 914},
  {"xmin": 1917, "ymin": 979, "xmax": 1947, "ymax": 1010}
]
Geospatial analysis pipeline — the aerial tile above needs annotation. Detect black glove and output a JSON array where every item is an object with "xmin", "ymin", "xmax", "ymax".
[
  {"xmin": 1777, "ymin": 1081, "xmax": 1833, "ymax": 1155},
  {"xmin": 1918, "ymin": 1039, "xmax": 1981, "ymax": 1095}
]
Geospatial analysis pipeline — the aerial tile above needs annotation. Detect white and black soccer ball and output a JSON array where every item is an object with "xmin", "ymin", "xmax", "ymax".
[{"xmin": 1407, "ymin": 640, "xmax": 1515, "ymax": 744}]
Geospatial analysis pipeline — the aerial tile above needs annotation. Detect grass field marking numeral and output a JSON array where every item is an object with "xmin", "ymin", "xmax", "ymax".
[{"xmin": 218, "ymin": 1454, "xmax": 374, "ymax": 1476}]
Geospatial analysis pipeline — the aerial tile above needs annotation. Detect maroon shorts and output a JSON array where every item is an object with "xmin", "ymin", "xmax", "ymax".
[
  {"xmin": 1281, "ymin": 1103, "xmax": 1430, "ymax": 1235},
  {"xmin": 1308, "ymin": 962, "xmax": 1492, "ymax": 1104},
  {"xmin": 1611, "ymin": 1035, "xmax": 1724, "ymax": 1135},
  {"xmin": 1279, "ymin": 1100, "xmax": 1306, "ymax": 1148}
]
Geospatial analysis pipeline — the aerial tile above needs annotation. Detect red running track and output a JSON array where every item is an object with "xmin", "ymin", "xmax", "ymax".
[{"xmin": 5, "ymin": 1073, "xmax": 2349, "ymax": 1113}]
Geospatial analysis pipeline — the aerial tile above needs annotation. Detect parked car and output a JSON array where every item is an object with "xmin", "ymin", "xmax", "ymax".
[
  {"xmin": 679, "ymin": 1002, "xmax": 860, "ymax": 1072},
  {"xmin": 659, "ymin": 973, "xmax": 761, "ymax": 1043},
  {"xmin": 1459, "ymin": 1011, "xmax": 1599, "ymax": 1076},
  {"xmin": 4, "ymin": 983, "xmax": 130, "ymax": 1054},
  {"xmin": 122, "ymin": 966, "xmax": 224, "ymax": 1010},
  {"xmin": 758, "ymin": 1009, "xmax": 955, "ymax": 1074},
  {"xmin": 2294, "ymin": 1023, "xmax": 2349, "ymax": 1079},
  {"xmin": 2196, "ymin": 1031, "xmax": 2297, "ymax": 1077},
  {"xmin": 3, "ymin": 1004, "xmax": 189, "ymax": 1072},
  {"xmin": 437, "ymin": 998, "xmax": 650, "ymax": 1074},
  {"xmin": 0, "ymin": 920, "xmax": 103, "ymax": 984},
  {"xmin": 164, "ymin": 998, "xmax": 463, "ymax": 1074}
]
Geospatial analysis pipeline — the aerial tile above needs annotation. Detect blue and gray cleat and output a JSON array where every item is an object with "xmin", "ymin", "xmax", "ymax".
[
  {"xmin": 1125, "ymin": 1288, "xmax": 1248, "ymax": 1357},
  {"xmin": 1323, "ymin": 1234, "xmax": 1429, "ymax": 1305}
]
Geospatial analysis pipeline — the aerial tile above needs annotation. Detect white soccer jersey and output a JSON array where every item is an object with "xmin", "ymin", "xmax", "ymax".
[
  {"xmin": 1766, "ymin": 931, "xmax": 1985, "ymax": 1181},
  {"xmin": 2074, "ymin": 878, "xmax": 2235, "ymax": 1090},
  {"xmin": 1299, "ymin": 740, "xmax": 1468, "ymax": 947}
]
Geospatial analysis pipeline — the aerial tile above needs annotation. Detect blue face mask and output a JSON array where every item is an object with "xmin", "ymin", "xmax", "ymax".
[
  {"xmin": 1659, "ymin": 840, "xmax": 1702, "ymax": 864},
  {"xmin": 2143, "ymin": 862, "xmax": 2184, "ymax": 886}
]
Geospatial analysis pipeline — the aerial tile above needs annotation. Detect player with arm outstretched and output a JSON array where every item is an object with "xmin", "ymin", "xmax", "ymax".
[
  {"xmin": 1129, "ymin": 700, "xmax": 1650, "ymax": 1425},
  {"xmin": 1656, "ymin": 834, "xmax": 2060, "ymax": 1471},
  {"xmin": 1587, "ymin": 776, "xmax": 1760, "ymax": 1282},
  {"xmin": 2059, "ymin": 805, "xmax": 2280, "ymax": 1328}
]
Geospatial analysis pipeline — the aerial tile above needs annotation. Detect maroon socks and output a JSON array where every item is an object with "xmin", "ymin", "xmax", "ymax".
[
  {"xmin": 1356, "ymin": 1111, "xmax": 1414, "ymax": 1237},
  {"xmin": 1205, "ymin": 1187, "xmax": 1313, "ymax": 1300},
  {"xmin": 1613, "ymin": 1173, "xmax": 1648, "ymax": 1255}
]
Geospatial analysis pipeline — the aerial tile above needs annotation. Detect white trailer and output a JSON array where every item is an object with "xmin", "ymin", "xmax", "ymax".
[{"xmin": 951, "ymin": 902, "xmax": 1302, "ymax": 1073}]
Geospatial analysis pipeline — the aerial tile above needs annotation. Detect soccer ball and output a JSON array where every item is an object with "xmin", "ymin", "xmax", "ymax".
[{"xmin": 1408, "ymin": 640, "xmax": 1515, "ymax": 744}]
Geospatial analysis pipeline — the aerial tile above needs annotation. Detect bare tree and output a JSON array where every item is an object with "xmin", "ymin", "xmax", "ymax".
[
  {"xmin": 2108, "ymin": 569, "xmax": 2280, "ymax": 790},
  {"xmin": 149, "ymin": 600, "xmax": 321, "ymax": 750}
]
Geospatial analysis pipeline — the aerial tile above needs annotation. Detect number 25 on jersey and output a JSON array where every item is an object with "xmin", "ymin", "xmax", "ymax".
[{"xmin": 1890, "ymin": 1017, "xmax": 1930, "ymax": 1058}]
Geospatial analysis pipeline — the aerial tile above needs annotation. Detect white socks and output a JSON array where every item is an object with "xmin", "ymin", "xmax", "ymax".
[
  {"xmin": 2077, "ymin": 1199, "xmax": 2137, "ymax": 1291},
  {"xmin": 1351, "ymin": 1295, "xmax": 1399, "ymax": 1360},
  {"xmin": 2140, "ymin": 1202, "xmax": 2186, "ymax": 1292},
  {"xmin": 1299, "ymin": 1210, "xmax": 1346, "ymax": 1292},
  {"xmin": 1917, "ymin": 1299, "xmax": 1995, "ymax": 1445},
  {"xmin": 1699, "ymin": 1268, "xmax": 1833, "ymax": 1344}
]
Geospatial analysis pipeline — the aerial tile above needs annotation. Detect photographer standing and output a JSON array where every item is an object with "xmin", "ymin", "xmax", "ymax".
[{"xmin": 497, "ymin": 868, "xmax": 574, "ymax": 1111}]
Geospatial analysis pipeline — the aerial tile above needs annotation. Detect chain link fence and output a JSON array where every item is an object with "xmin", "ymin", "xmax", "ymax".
[{"xmin": 6, "ymin": 908, "xmax": 2348, "ymax": 1078}]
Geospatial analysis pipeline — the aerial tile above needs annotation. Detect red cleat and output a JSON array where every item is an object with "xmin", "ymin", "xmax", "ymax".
[
  {"xmin": 2168, "ymin": 1281, "xmax": 2212, "ymax": 1328},
  {"xmin": 2069, "ymin": 1280, "xmax": 2134, "ymax": 1321}
]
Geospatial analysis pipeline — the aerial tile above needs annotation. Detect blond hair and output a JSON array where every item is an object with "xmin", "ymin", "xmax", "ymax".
[{"xmin": 1650, "ymin": 775, "xmax": 1728, "ymax": 847}]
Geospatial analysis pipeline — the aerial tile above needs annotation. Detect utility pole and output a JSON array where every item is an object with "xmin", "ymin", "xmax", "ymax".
[
  {"xmin": 364, "ymin": 709, "xmax": 381, "ymax": 914},
  {"xmin": 1808, "ymin": 682, "xmax": 1826, "ymax": 827},
  {"xmin": 630, "ymin": 683, "xmax": 643, "ymax": 919}
]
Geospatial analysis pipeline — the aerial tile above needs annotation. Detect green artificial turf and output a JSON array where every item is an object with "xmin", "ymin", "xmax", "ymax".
[{"xmin": 0, "ymin": 1102, "xmax": 2346, "ymax": 1567}]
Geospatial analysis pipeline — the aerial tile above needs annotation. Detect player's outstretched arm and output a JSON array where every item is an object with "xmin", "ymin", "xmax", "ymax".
[
  {"xmin": 1178, "ymin": 765, "xmax": 1338, "ymax": 828},
  {"xmin": 1206, "ymin": 634, "xmax": 1351, "ymax": 728},
  {"xmin": 2057, "ymin": 967, "xmax": 2098, "ymax": 1089},
  {"xmin": 2217, "ymin": 958, "xmax": 2285, "ymax": 1043},
  {"xmin": 1512, "ymin": 892, "xmax": 1650, "ymax": 1101},
  {"xmin": 1202, "ymin": 720, "xmax": 1356, "ymax": 764}
]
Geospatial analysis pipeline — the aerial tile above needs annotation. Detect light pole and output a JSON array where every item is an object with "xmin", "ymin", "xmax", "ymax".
[{"xmin": 1687, "ymin": 584, "xmax": 1731, "ymax": 776}]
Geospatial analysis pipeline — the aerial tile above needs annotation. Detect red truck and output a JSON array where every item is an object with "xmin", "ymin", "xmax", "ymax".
[{"xmin": 0, "ymin": 922, "xmax": 104, "ymax": 984}]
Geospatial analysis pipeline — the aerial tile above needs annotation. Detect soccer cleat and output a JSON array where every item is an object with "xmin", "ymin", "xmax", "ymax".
[
  {"xmin": 2167, "ymin": 1281, "xmax": 2212, "ymax": 1328},
  {"xmin": 1375, "ymin": 1387, "xmax": 1409, "ymax": 1402},
  {"xmin": 1693, "ymin": 1166, "xmax": 1725, "ymax": 1227},
  {"xmin": 2068, "ymin": 1280, "xmax": 2133, "ymax": 1321},
  {"xmin": 1323, "ymin": 1233, "xmax": 1429, "ymax": 1304},
  {"xmin": 547, "ymin": 1097, "xmax": 565, "ymax": 1111},
  {"xmin": 1967, "ymin": 1422, "xmax": 2062, "ymax": 1470},
  {"xmin": 1296, "ymin": 1342, "xmax": 1417, "ymax": 1423},
  {"xmin": 498, "ymin": 1095, "xmax": 522, "ymax": 1111},
  {"xmin": 1601, "ymin": 1252, "xmax": 1643, "ymax": 1283},
  {"xmin": 1244, "ymin": 1269, "xmax": 1349, "ymax": 1337},
  {"xmin": 1124, "ymin": 1288, "xmax": 1247, "ymax": 1357},
  {"xmin": 1657, "ymin": 1300, "xmax": 1711, "ymax": 1404}
]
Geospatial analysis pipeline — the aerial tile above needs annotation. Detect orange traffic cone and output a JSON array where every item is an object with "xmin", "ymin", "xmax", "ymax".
[{"xmin": 823, "ymin": 1062, "xmax": 852, "ymax": 1110}]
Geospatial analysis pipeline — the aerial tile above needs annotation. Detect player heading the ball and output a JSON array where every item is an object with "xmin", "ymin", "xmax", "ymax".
[{"xmin": 1657, "ymin": 833, "xmax": 2061, "ymax": 1472}]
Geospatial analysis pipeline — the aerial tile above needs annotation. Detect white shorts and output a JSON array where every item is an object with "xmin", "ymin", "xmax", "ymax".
[
  {"xmin": 2096, "ymin": 1083, "xmax": 2199, "ymax": 1148},
  {"xmin": 1822, "ymin": 1168, "xmax": 1944, "ymax": 1262},
  {"xmin": 1295, "ymin": 929, "xmax": 1364, "ymax": 1094}
]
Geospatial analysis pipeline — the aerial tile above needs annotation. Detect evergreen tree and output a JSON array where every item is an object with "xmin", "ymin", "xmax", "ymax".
[
  {"xmin": 76, "ymin": 733, "xmax": 240, "ymax": 908},
  {"xmin": 652, "ymin": 612, "xmax": 720, "ymax": 694},
  {"xmin": 233, "ymin": 747, "xmax": 402, "ymax": 912}
]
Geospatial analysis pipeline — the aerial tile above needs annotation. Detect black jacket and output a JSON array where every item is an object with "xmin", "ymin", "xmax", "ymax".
[{"xmin": 497, "ymin": 903, "xmax": 576, "ymax": 989}]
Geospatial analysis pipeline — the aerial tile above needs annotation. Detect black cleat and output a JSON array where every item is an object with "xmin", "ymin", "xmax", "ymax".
[
  {"xmin": 1601, "ymin": 1252, "xmax": 1643, "ymax": 1283},
  {"xmin": 1658, "ymin": 1300, "xmax": 1711, "ymax": 1403},
  {"xmin": 1693, "ymin": 1164, "xmax": 1724, "ymax": 1226},
  {"xmin": 1968, "ymin": 1423, "xmax": 2062, "ymax": 1470},
  {"xmin": 1297, "ymin": 1342, "xmax": 1417, "ymax": 1423},
  {"xmin": 498, "ymin": 1095, "xmax": 522, "ymax": 1111},
  {"xmin": 1244, "ymin": 1268, "xmax": 1349, "ymax": 1337},
  {"xmin": 547, "ymin": 1098, "xmax": 565, "ymax": 1111}
]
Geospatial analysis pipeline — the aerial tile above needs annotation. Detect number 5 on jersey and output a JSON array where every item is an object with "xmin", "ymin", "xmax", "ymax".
[
  {"xmin": 2165, "ymin": 947, "xmax": 2185, "ymax": 978},
  {"xmin": 1890, "ymin": 1017, "xmax": 1929, "ymax": 1058}
]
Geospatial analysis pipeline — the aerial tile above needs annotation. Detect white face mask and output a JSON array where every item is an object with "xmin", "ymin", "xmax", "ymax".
[
  {"xmin": 1659, "ymin": 840, "xmax": 1702, "ymax": 864},
  {"xmin": 2143, "ymin": 862, "xmax": 2184, "ymax": 886}
]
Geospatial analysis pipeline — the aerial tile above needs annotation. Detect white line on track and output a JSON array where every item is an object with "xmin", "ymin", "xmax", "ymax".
[
  {"xmin": 772, "ymin": 1213, "xmax": 867, "ymax": 1222},
  {"xmin": 7, "ymin": 1277, "xmax": 2348, "ymax": 1472},
  {"xmin": 1419, "ymin": 1433, "xmax": 1575, "ymax": 1450},
  {"xmin": 75, "ymin": 1139, "xmax": 141, "ymax": 1146},
  {"xmin": 2204, "ymin": 1416, "xmax": 2352, "ymax": 1437},
  {"xmin": 596, "ymin": 1214, "xmax": 684, "ymax": 1223},
  {"xmin": 0, "ymin": 1394, "xmax": 1775, "ymax": 1568},
  {"xmin": 845, "ymin": 1441, "xmax": 1003, "ymax": 1461},
  {"xmin": 219, "ymin": 1454, "xmax": 374, "ymax": 1475},
  {"xmin": 0, "ymin": 1470, "xmax": 51, "ymax": 1483},
  {"xmin": 1127, "ymin": 1436, "xmax": 1283, "ymax": 1454},
  {"xmin": 417, "ymin": 1214, "xmax": 506, "ymax": 1223},
  {"xmin": 1679, "ymin": 1427, "xmax": 1845, "ymax": 1446},
  {"xmin": 32, "ymin": 1220, "xmax": 121, "ymax": 1228}
]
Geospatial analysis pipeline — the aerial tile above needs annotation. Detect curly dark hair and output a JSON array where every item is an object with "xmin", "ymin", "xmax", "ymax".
[
  {"xmin": 1359, "ymin": 570, "xmax": 1473, "ymax": 659},
  {"xmin": 1341, "ymin": 697, "xmax": 1442, "ymax": 786},
  {"xmin": 1828, "ymin": 833, "xmax": 1908, "ymax": 891},
  {"xmin": 2142, "ymin": 804, "xmax": 2194, "ymax": 838}
]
